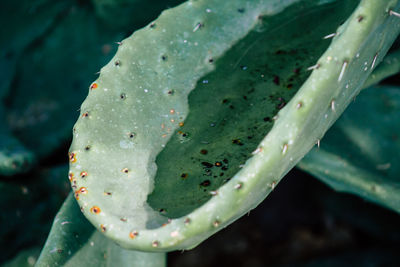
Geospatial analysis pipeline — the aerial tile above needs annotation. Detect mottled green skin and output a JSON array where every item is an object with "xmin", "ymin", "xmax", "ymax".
[
  {"xmin": 298, "ymin": 86, "xmax": 400, "ymax": 213},
  {"xmin": 36, "ymin": 194, "xmax": 166, "ymax": 267},
  {"xmin": 69, "ymin": 0, "xmax": 400, "ymax": 251}
]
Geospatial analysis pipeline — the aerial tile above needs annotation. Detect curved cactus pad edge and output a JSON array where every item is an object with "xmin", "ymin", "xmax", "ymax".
[
  {"xmin": 36, "ymin": 194, "xmax": 166, "ymax": 267},
  {"xmin": 69, "ymin": 0, "xmax": 400, "ymax": 251},
  {"xmin": 298, "ymin": 86, "xmax": 400, "ymax": 213}
]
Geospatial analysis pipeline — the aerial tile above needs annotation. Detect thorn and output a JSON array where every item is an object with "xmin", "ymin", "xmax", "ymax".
[
  {"xmin": 210, "ymin": 190, "xmax": 218, "ymax": 196},
  {"xmin": 330, "ymin": 99, "xmax": 336, "ymax": 112},
  {"xmin": 234, "ymin": 183, "xmax": 243, "ymax": 190},
  {"xmin": 338, "ymin": 60, "xmax": 348, "ymax": 82},
  {"xmin": 251, "ymin": 147, "xmax": 262, "ymax": 155},
  {"xmin": 307, "ymin": 63, "xmax": 320, "ymax": 71},
  {"xmin": 213, "ymin": 220, "xmax": 220, "ymax": 227},
  {"xmin": 269, "ymin": 181, "xmax": 277, "ymax": 190},
  {"xmin": 371, "ymin": 53, "xmax": 378, "ymax": 70},
  {"xmin": 282, "ymin": 144, "xmax": 288, "ymax": 154},
  {"xmin": 316, "ymin": 139, "xmax": 320, "ymax": 148},
  {"xmin": 115, "ymin": 41, "xmax": 123, "ymax": 46},
  {"xmin": 389, "ymin": 10, "xmax": 400, "ymax": 17},
  {"xmin": 193, "ymin": 22, "xmax": 203, "ymax": 32},
  {"xmin": 323, "ymin": 33, "xmax": 337, "ymax": 39}
]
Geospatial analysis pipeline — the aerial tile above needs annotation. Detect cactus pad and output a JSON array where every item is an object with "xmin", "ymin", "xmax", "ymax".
[
  {"xmin": 69, "ymin": 0, "xmax": 400, "ymax": 251},
  {"xmin": 36, "ymin": 194, "xmax": 166, "ymax": 267}
]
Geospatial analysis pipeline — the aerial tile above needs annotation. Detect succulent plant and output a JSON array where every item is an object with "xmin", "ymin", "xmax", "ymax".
[
  {"xmin": 2, "ymin": 0, "xmax": 400, "ymax": 266},
  {"xmin": 67, "ymin": 0, "xmax": 400, "ymax": 252}
]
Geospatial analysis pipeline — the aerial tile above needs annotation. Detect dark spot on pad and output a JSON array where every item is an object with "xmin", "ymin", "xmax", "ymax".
[
  {"xmin": 232, "ymin": 139, "xmax": 243, "ymax": 146},
  {"xmin": 273, "ymin": 76, "xmax": 280, "ymax": 85},
  {"xmin": 200, "ymin": 149, "xmax": 208, "ymax": 155},
  {"xmin": 201, "ymin": 162, "xmax": 213, "ymax": 168},
  {"xmin": 200, "ymin": 180, "xmax": 211, "ymax": 187}
]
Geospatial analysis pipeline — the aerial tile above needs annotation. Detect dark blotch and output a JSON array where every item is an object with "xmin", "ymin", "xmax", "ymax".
[
  {"xmin": 200, "ymin": 149, "xmax": 208, "ymax": 155},
  {"xmin": 263, "ymin": 117, "xmax": 271, "ymax": 122},
  {"xmin": 200, "ymin": 180, "xmax": 211, "ymax": 187},
  {"xmin": 273, "ymin": 76, "xmax": 280, "ymax": 85},
  {"xmin": 201, "ymin": 162, "xmax": 213, "ymax": 168}
]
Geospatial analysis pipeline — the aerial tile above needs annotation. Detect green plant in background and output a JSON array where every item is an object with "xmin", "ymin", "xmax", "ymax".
[{"xmin": 2, "ymin": 0, "xmax": 400, "ymax": 266}]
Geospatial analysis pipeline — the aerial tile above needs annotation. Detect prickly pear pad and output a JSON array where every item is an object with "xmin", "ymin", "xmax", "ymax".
[{"xmin": 69, "ymin": 0, "xmax": 400, "ymax": 251}]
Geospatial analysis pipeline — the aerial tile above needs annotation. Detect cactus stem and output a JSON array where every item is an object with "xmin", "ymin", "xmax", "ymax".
[
  {"xmin": 323, "ymin": 33, "xmax": 337, "ymax": 39},
  {"xmin": 338, "ymin": 60, "xmax": 348, "ymax": 81},
  {"xmin": 307, "ymin": 63, "xmax": 320, "ymax": 71},
  {"xmin": 389, "ymin": 9, "xmax": 400, "ymax": 17}
]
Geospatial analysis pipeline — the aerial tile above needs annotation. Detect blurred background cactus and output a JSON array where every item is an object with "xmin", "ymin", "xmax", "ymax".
[{"xmin": 1, "ymin": 0, "xmax": 400, "ymax": 266}]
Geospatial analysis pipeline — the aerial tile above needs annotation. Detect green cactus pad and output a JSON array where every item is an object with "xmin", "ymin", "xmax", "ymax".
[
  {"xmin": 69, "ymin": 0, "xmax": 400, "ymax": 251},
  {"xmin": 4, "ymin": 3, "xmax": 123, "ymax": 159},
  {"xmin": 298, "ymin": 86, "xmax": 400, "ymax": 213},
  {"xmin": 36, "ymin": 194, "xmax": 166, "ymax": 267}
]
